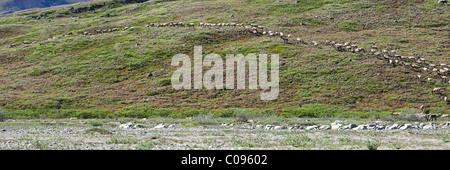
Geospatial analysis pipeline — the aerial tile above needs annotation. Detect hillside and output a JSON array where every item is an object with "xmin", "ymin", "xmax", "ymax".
[
  {"xmin": 0, "ymin": 0, "xmax": 449, "ymax": 118},
  {"xmin": 0, "ymin": 0, "xmax": 90, "ymax": 14}
]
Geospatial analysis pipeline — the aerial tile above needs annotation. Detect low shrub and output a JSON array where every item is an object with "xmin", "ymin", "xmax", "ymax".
[
  {"xmin": 213, "ymin": 109, "xmax": 234, "ymax": 117},
  {"xmin": 365, "ymin": 140, "xmax": 382, "ymax": 150},
  {"xmin": 29, "ymin": 68, "xmax": 48, "ymax": 76},
  {"xmin": 338, "ymin": 20, "xmax": 357, "ymax": 32},
  {"xmin": 0, "ymin": 109, "xmax": 8, "ymax": 122},
  {"xmin": 118, "ymin": 103, "xmax": 155, "ymax": 118},
  {"xmin": 167, "ymin": 109, "xmax": 202, "ymax": 118},
  {"xmin": 87, "ymin": 120, "xmax": 103, "ymax": 126},
  {"xmin": 6, "ymin": 109, "xmax": 111, "ymax": 119},
  {"xmin": 193, "ymin": 112, "xmax": 219, "ymax": 125},
  {"xmin": 74, "ymin": 110, "xmax": 109, "ymax": 119},
  {"xmin": 85, "ymin": 128, "xmax": 112, "ymax": 134},
  {"xmin": 396, "ymin": 107, "xmax": 423, "ymax": 121},
  {"xmin": 285, "ymin": 104, "xmax": 341, "ymax": 118},
  {"xmin": 234, "ymin": 109, "xmax": 254, "ymax": 122},
  {"xmin": 157, "ymin": 78, "xmax": 172, "ymax": 86}
]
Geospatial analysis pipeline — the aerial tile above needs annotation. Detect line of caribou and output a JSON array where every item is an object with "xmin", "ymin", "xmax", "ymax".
[
  {"xmin": 8, "ymin": 21, "xmax": 450, "ymax": 100},
  {"xmin": 142, "ymin": 21, "xmax": 449, "ymax": 85}
]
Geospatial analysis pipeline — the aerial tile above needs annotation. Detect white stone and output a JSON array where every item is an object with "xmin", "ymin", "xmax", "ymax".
[
  {"xmin": 254, "ymin": 125, "xmax": 264, "ymax": 129},
  {"xmin": 153, "ymin": 124, "xmax": 167, "ymax": 129},
  {"xmin": 135, "ymin": 124, "xmax": 146, "ymax": 128},
  {"xmin": 333, "ymin": 120, "xmax": 343, "ymax": 124},
  {"xmin": 387, "ymin": 124, "xmax": 399, "ymax": 130},
  {"xmin": 354, "ymin": 125, "xmax": 367, "ymax": 130},
  {"xmin": 319, "ymin": 125, "xmax": 331, "ymax": 130},
  {"xmin": 347, "ymin": 124, "xmax": 357, "ymax": 129},
  {"xmin": 440, "ymin": 122, "xmax": 450, "ymax": 129},
  {"xmin": 265, "ymin": 125, "xmax": 274, "ymax": 130},
  {"xmin": 376, "ymin": 125, "xmax": 385, "ymax": 130},
  {"xmin": 419, "ymin": 123, "xmax": 426, "ymax": 129},
  {"xmin": 399, "ymin": 124, "xmax": 412, "ymax": 130},
  {"xmin": 274, "ymin": 126, "xmax": 285, "ymax": 130},
  {"xmin": 306, "ymin": 125, "xmax": 318, "ymax": 130},
  {"xmin": 119, "ymin": 122, "xmax": 135, "ymax": 129},
  {"xmin": 331, "ymin": 124, "xmax": 343, "ymax": 130},
  {"xmin": 423, "ymin": 125, "xmax": 435, "ymax": 130}
]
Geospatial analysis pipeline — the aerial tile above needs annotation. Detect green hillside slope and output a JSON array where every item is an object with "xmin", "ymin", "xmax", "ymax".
[{"xmin": 0, "ymin": 0, "xmax": 448, "ymax": 118}]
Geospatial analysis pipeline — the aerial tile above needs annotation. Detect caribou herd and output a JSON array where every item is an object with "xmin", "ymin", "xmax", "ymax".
[
  {"xmin": 141, "ymin": 22, "xmax": 449, "ymax": 87},
  {"xmin": 7, "ymin": 21, "xmax": 450, "ymax": 101}
]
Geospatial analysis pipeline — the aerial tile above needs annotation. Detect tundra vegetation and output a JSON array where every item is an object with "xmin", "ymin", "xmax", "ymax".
[{"xmin": 0, "ymin": 0, "xmax": 448, "ymax": 150}]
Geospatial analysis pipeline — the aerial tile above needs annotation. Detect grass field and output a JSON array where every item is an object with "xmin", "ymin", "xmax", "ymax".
[{"xmin": 0, "ymin": 0, "xmax": 449, "ymax": 120}]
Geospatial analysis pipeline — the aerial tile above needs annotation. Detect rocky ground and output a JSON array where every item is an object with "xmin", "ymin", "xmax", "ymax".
[{"xmin": 0, "ymin": 118, "xmax": 449, "ymax": 150}]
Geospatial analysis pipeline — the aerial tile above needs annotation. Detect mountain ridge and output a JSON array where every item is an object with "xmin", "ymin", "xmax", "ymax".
[{"xmin": 0, "ymin": 0, "xmax": 91, "ymax": 14}]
